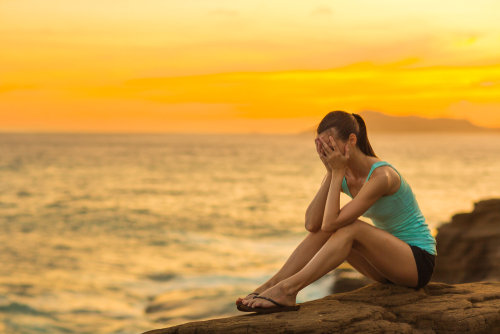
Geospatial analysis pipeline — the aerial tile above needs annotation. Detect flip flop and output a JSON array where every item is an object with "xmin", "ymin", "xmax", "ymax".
[
  {"xmin": 236, "ymin": 293, "xmax": 260, "ymax": 312},
  {"xmin": 237, "ymin": 295, "xmax": 300, "ymax": 314}
]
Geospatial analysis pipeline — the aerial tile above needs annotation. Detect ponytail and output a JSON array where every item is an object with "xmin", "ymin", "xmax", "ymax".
[{"xmin": 351, "ymin": 113, "xmax": 377, "ymax": 157}]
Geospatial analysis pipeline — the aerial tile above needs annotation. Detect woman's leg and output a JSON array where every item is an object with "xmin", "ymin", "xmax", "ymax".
[
  {"xmin": 345, "ymin": 247, "xmax": 392, "ymax": 284},
  {"xmin": 245, "ymin": 219, "xmax": 418, "ymax": 308},
  {"xmin": 236, "ymin": 229, "xmax": 333, "ymax": 304},
  {"xmin": 239, "ymin": 222, "xmax": 393, "ymax": 305},
  {"xmin": 258, "ymin": 226, "xmax": 393, "ymax": 289},
  {"xmin": 265, "ymin": 232, "xmax": 392, "ymax": 287},
  {"xmin": 263, "ymin": 230, "xmax": 335, "ymax": 286}
]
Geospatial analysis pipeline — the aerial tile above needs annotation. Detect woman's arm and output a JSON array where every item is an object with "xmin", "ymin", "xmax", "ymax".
[
  {"xmin": 318, "ymin": 135, "xmax": 388, "ymax": 232},
  {"xmin": 305, "ymin": 171, "xmax": 333, "ymax": 232},
  {"xmin": 322, "ymin": 170, "xmax": 389, "ymax": 232},
  {"xmin": 321, "ymin": 172, "xmax": 344, "ymax": 232},
  {"xmin": 305, "ymin": 138, "xmax": 337, "ymax": 232}
]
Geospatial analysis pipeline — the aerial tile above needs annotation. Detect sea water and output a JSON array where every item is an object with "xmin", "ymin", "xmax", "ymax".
[{"xmin": 1, "ymin": 132, "xmax": 499, "ymax": 333}]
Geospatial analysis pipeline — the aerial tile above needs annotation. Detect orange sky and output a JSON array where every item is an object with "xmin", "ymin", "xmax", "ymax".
[{"xmin": 1, "ymin": 0, "xmax": 500, "ymax": 133}]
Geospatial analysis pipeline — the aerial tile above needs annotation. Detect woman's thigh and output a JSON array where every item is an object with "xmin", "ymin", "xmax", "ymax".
[
  {"xmin": 343, "ymin": 219, "xmax": 418, "ymax": 288},
  {"xmin": 345, "ymin": 248, "xmax": 391, "ymax": 284}
]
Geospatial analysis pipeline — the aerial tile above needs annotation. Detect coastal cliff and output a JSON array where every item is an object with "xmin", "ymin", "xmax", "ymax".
[
  {"xmin": 431, "ymin": 198, "xmax": 500, "ymax": 284},
  {"xmin": 143, "ymin": 282, "xmax": 500, "ymax": 333}
]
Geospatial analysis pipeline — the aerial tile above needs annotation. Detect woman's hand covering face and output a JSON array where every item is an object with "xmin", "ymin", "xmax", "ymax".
[
  {"xmin": 318, "ymin": 136, "xmax": 350, "ymax": 172},
  {"xmin": 315, "ymin": 138, "xmax": 332, "ymax": 172}
]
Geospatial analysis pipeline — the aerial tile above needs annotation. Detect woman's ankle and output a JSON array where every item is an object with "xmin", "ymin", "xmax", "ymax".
[{"xmin": 257, "ymin": 278, "xmax": 280, "ymax": 292}]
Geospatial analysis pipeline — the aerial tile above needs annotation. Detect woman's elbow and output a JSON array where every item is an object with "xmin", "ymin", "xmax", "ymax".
[
  {"xmin": 305, "ymin": 225, "xmax": 320, "ymax": 233},
  {"xmin": 305, "ymin": 221, "xmax": 321, "ymax": 233}
]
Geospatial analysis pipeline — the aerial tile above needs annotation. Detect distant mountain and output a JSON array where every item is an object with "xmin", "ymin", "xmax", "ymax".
[
  {"xmin": 359, "ymin": 111, "xmax": 500, "ymax": 133},
  {"xmin": 298, "ymin": 111, "xmax": 500, "ymax": 134}
]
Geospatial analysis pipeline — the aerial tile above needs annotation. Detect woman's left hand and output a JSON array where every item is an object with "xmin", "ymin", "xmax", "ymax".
[{"xmin": 318, "ymin": 136, "xmax": 350, "ymax": 172}]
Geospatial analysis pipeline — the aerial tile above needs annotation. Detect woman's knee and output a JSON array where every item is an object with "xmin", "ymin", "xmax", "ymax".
[
  {"xmin": 327, "ymin": 224, "xmax": 356, "ymax": 245},
  {"xmin": 333, "ymin": 220, "xmax": 361, "ymax": 235},
  {"xmin": 305, "ymin": 228, "xmax": 335, "ymax": 247},
  {"xmin": 338, "ymin": 219, "xmax": 371, "ymax": 238}
]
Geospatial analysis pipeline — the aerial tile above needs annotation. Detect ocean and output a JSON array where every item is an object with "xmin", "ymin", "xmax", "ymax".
[{"xmin": 1, "ymin": 132, "xmax": 499, "ymax": 333}]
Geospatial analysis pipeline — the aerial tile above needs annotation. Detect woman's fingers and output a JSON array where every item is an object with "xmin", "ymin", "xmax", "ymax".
[
  {"xmin": 315, "ymin": 139, "xmax": 326, "ymax": 157},
  {"xmin": 328, "ymin": 136, "xmax": 342, "ymax": 156},
  {"xmin": 319, "ymin": 137, "xmax": 333, "ymax": 155}
]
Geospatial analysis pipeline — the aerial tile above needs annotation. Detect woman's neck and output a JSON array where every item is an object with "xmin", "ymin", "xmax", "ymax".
[{"xmin": 346, "ymin": 153, "xmax": 381, "ymax": 181}]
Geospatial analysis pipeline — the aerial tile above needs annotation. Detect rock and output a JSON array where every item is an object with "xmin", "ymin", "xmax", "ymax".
[
  {"xmin": 330, "ymin": 267, "xmax": 374, "ymax": 294},
  {"xmin": 142, "ymin": 282, "xmax": 500, "ymax": 333},
  {"xmin": 431, "ymin": 198, "xmax": 500, "ymax": 284}
]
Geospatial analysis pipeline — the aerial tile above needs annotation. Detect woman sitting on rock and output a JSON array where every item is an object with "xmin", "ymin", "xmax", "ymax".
[{"xmin": 236, "ymin": 110, "xmax": 437, "ymax": 314}]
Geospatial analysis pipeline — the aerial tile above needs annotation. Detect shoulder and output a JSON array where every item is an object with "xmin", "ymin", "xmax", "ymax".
[
  {"xmin": 369, "ymin": 167, "xmax": 391, "ymax": 185},
  {"xmin": 357, "ymin": 167, "xmax": 390, "ymax": 200},
  {"xmin": 370, "ymin": 165, "xmax": 400, "ymax": 189}
]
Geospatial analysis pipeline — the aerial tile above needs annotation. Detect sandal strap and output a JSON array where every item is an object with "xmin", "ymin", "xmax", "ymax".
[{"xmin": 252, "ymin": 296, "xmax": 284, "ymax": 307}]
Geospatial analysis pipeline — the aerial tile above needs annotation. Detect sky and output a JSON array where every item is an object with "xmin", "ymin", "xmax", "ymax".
[{"xmin": 1, "ymin": 0, "xmax": 500, "ymax": 133}]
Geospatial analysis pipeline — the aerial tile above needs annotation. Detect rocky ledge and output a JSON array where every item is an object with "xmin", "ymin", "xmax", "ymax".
[
  {"xmin": 431, "ymin": 198, "xmax": 500, "ymax": 284},
  {"xmin": 143, "ymin": 282, "xmax": 500, "ymax": 334}
]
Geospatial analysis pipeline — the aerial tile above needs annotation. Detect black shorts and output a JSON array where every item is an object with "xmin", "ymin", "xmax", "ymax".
[{"xmin": 385, "ymin": 243, "xmax": 436, "ymax": 289}]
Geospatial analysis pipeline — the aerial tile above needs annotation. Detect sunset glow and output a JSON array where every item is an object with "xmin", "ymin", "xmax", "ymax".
[{"xmin": 1, "ymin": 0, "xmax": 500, "ymax": 133}]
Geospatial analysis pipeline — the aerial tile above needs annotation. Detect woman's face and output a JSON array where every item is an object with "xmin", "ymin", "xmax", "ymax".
[{"xmin": 315, "ymin": 130, "xmax": 348, "ymax": 156}]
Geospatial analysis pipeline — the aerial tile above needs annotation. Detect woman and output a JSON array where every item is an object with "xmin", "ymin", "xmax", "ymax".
[{"xmin": 236, "ymin": 110, "xmax": 437, "ymax": 314}]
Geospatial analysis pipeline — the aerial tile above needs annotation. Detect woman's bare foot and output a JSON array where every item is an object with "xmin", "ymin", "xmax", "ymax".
[
  {"xmin": 235, "ymin": 292, "xmax": 259, "ymax": 306},
  {"xmin": 235, "ymin": 281, "xmax": 277, "ymax": 305},
  {"xmin": 242, "ymin": 281, "xmax": 297, "ymax": 308}
]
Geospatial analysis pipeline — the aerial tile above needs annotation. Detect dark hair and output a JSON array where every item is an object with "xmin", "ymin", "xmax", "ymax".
[{"xmin": 316, "ymin": 110, "xmax": 378, "ymax": 158}]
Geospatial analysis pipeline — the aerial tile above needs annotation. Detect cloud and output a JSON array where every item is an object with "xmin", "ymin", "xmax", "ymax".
[
  {"xmin": 479, "ymin": 80, "xmax": 500, "ymax": 87},
  {"xmin": 79, "ymin": 60, "xmax": 492, "ymax": 122},
  {"xmin": 311, "ymin": 5, "xmax": 333, "ymax": 16}
]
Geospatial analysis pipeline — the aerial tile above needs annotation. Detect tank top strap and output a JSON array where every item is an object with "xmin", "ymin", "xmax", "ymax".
[{"xmin": 366, "ymin": 161, "xmax": 391, "ymax": 182}]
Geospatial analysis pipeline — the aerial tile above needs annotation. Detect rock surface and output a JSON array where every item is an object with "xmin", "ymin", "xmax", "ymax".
[
  {"xmin": 431, "ymin": 198, "xmax": 500, "ymax": 284},
  {"xmin": 143, "ymin": 282, "xmax": 500, "ymax": 333}
]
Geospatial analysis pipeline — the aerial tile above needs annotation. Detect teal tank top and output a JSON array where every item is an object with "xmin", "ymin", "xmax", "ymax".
[{"xmin": 341, "ymin": 161, "xmax": 437, "ymax": 256}]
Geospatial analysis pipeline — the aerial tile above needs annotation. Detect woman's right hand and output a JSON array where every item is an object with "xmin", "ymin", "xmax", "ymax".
[{"xmin": 315, "ymin": 138, "xmax": 332, "ymax": 173}]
